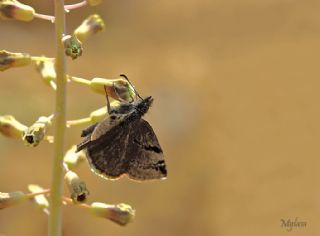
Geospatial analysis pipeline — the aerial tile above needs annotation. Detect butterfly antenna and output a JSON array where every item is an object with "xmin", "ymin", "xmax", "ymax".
[
  {"xmin": 104, "ymin": 85, "xmax": 111, "ymax": 114},
  {"xmin": 119, "ymin": 74, "xmax": 143, "ymax": 100}
]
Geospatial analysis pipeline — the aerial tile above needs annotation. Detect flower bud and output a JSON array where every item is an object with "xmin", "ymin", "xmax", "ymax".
[
  {"xmin": 0, "ymin": 191, "xmax": 26, "ymax": 209},
  {"xmin": 0, "ymin": 115, "xmax": 27, "ymax": 139},
  {"xmin": 0, "ymin": 0, "xmax": 35, "ymax": 21},
  {"xmin": 90, "ymin": 202, "xmax": 135, "ymax": 226},
  {"xmin": 62, "ymin": 35, "xmax": 83, "ymax": 60},
  {"xmin": 28, "ymin": 184, "xmax": 49, "ymax": 214},
  {"xmin": 64, "ymin": 170, "xmax": 89, "ymax": 203},
  {"xmin": 74, "ymin": 14, "xmax": 105, "ymax": 43},
  {"xmin": 45, "ymin": 135, "xmax": 54, "ymax": 143},
  {"xmin": 35, "ymin": 59, "xmax": 57, "ymax": 90},
  {"xmin": 89, "ymin": 106, "xmax": 107, "ymax": 122},
  {"xmin": 0, "ymin": 50, "xmax": 31, "ymax": 71},
  {"xmin": 87, "ymin": 0, "xmax": 103, "ymax": 6},
  {"xmin": 63, "ymin": 145, "xmax": 86, "ymax": 170},
  {"xmin": 22, "ymin": 115, "xmax": 52, "ymax": 147},
  {"xmin": 90, "ymin": 77, "xmax": 136, "ymax": 102},
  {"xmin": 89, "ymin": 101, "xmax": 119, "ymax": 122}
]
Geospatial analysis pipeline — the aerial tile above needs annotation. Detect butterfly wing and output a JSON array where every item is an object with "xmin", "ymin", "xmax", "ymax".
[
  {"xmin": 84, "ymin": 119, "xmax": 167, "ymax": 181},
  {"xmin": 91, "ymin": 112, "xmax": 130, "ymax": 141},
  {"xmin": 76, "ymin": 112, "xmax": 129, "ymax": 152},
  {"xmin": 76, "ymin": 122, "xmax": 100, "ymax": 152},
  {"xmin": 84, "ymin": 120, "xmax": 130, "ymax": 179},
  {"xmin": 126, "ymin": 119, "xmax": 167, "ymax": 180},
  {"xmin": 81, "ymin": 122, "xmax": 99, "ymax": 137}
]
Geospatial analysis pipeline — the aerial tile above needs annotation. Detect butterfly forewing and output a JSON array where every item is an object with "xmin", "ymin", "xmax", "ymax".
[
  {"xmin": 91, "ymin": 112, "xmax": 130, "ymax": 141},
  {"xmin": 85, "ymin": 121, "xmax": 130, "ymax": 179}
]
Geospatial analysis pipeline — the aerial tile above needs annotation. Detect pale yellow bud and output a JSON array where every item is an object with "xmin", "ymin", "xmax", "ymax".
[
  {"xmin": 74, "ymin": 14, "xmax": 105, "ymax": 43},
  {"xmin": 0, "ymin": 0, "xmax": 35, "ymax": 21},
  {"xmin": 0, "ymin": 191, "xmax": 26, "ymax": 209},
  {"xmin": 64, "ymin": 170, "xmax": 89, "ymax": 203},
  {"xmin": 63, "ymin": 145, "xmax": 86, "ymax": 170},
  {"xmin": 0, "ymin": 115, "xmax": 27, "ymax": 139},
  {"xmin": 89, "ymin": 106, "xmax": 108, "ymax": 122},
  {"xmin": 90, "ymin": 77, "xmax": 135, "ymax": 102},
  {"xmin": 22, "ymin": 115, "xmax": 52, "ymax": 147},
  {"xmin": 90, "ymin": 202, "xmax": 135, "ymax": 226},
  {"xmin": 89, "ymin": 101, "xmax": 119, "ymax": 122},
  {"xmin": 35, "ymin": 59, "xmax": 57, "ymax": 90},
  {"xmin": 0, "ymin": 50, "xmax": 31, "ymax": 71}
]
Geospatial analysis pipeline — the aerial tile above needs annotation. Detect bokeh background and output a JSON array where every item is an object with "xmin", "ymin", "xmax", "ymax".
[{"xmin": 1, "ymin": 0, "xmax": 320, "ymax": 235}]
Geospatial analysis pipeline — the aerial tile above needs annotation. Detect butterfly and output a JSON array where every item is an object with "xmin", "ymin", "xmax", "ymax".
[{"xmin": 76, "ymin": 75, "xmax": 167, "ymax": 181}]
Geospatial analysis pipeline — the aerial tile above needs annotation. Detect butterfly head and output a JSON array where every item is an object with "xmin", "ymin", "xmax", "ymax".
[
  {"xmin": 135, "ymin": 96, "xmax": 153, "ymax": 116},
  {"xmin": 111, "ymin": 96, "xmax": 153, "ymax": 116}
]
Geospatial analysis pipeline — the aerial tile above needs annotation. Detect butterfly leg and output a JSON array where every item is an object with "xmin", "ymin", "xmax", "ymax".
[{"xmin": 103, "ymin": 85, "xmax": 111, "ymax": 114}]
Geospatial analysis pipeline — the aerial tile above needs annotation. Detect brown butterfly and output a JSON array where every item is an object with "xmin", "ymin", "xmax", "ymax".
[{"xmin": 76, "ymin": 75, "xmax": 167, "ymax": 181}]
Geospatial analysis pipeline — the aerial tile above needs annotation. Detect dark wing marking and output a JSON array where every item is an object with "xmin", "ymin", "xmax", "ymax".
[
  {"xmin": 126, "ymin": 119, "xmax": 167, "ymax": 180},
  {"xmin": 84, "ymin": 119, "xmax": 167, "ymax": 181}
]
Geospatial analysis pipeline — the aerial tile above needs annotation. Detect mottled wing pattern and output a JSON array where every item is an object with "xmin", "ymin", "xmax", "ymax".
[
  {"xmin": 76, "ymin": 113, "xmax": 128, "ymax": 152},
  {"xmin": 85, "ymin": 121, "xmax": 131, "ymax": 179},
  {"xmin": 85, "ymin": 119, "xmax": 167, "ymax": 180},
  {"xmin": 91, "ymin": 112, "xmax": 130, "ymax": 141},
  {"xmin": 126, "ymin": 119, "xmax": 167, "ymax": 180}
]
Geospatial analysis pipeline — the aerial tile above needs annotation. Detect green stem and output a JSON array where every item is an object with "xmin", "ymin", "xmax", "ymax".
[{"xmin": 49, "ymin": 0, "xmax": 67, "ymax": 236}]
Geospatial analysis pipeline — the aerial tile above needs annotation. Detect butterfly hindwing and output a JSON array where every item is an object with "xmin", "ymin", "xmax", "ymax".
[
  {"xmin": 126, "ymin": 119, "xmax": 167, "ymax": 180},
  {"xmin": 85, "ymin": 119, "xmax": 167, "ymax": 180}
]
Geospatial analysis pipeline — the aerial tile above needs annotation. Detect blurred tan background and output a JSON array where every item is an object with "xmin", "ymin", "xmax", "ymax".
[{"xmin": 1, "ymin": 0, "xmax": 320, "ymax": 235}]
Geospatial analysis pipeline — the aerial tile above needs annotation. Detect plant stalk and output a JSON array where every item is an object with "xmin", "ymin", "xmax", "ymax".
[{"xmin": 49, "ymin": 0, "xmax": 67, "ymax": 236}]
